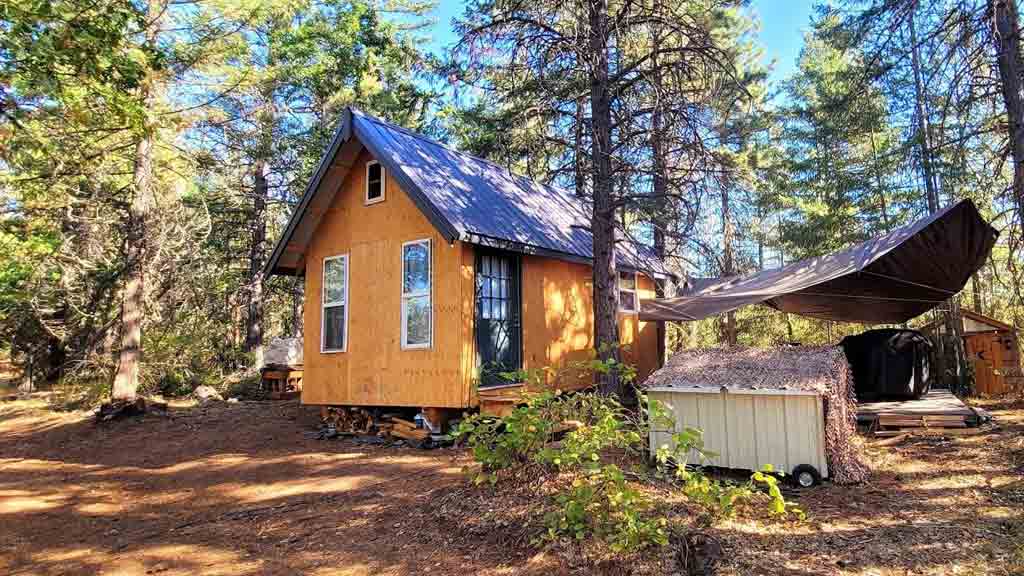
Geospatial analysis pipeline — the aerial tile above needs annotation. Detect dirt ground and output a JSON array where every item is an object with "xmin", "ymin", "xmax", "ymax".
[{"xmin": 1, "ymin": 394, "xmax": 1022, "ymax": 576}]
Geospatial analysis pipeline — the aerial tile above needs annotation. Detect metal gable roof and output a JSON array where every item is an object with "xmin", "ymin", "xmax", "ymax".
[{"xmin": 265, "ymin": 107, "xmax": 668, "ymax": 277}]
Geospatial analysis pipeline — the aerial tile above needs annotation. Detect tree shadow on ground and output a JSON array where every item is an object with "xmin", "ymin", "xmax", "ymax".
[{"xmin": 1, "ymin": 396, "xmax": 1022, "ymax": 575}]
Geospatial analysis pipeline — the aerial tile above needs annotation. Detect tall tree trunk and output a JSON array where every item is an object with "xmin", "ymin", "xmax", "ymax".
[
  {"xmin": 245, "ymin": 29, "xmax": 277, "ymax": 370},
  {"xmin": 245, "ymin": 161, "xmax": 267, "ymax": 369},
  {"xmin": 868, "ymin": 131, "xmax": 891, "ymax": 228},
  {"xmin": 972, "ymin": 274, "xmax": 984, "ymax": 313},
  {"xmin": 574, "ymin": 96, "xmax": 586, "ymax": 197},
  {"xmin": 911, "ymin": 1, "xmax": 970, "ymax": 389},
  {"xmin": 992, "ymin": 0, "xmax": 1024, "ymax": 226},
  {"xmin": 111, "ymin": 1, "xmax": 160, "ymax": 402},
  {"xmin": 587, "ymin": 0, "xmax": 621, "ymax": 395},
  {"xmin": 909, "ymin": 5, "xmax": 939, "ymax": 212},
  {"xmin": 112, "ymin": 136, "xmax": 149, "ymax": 402},
  {"xmin": 650, "ymin": 8, "xmax": 667, "ymax": 367},
  {"xmin": 291, "ymin": 276, "xmax": 304, "ymax": 337},
  {"xmin": 721, "ymin": 186, "xmax": 737, "ymax": 346}
]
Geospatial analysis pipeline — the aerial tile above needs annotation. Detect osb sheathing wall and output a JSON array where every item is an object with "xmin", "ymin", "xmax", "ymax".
[
  {"xmin": 303, "ymin": 149, "xmax": 470, "ymax": 408},
  {"xmin": 516, "ymin": 255, "xmax": 661, "ymax": 389}
]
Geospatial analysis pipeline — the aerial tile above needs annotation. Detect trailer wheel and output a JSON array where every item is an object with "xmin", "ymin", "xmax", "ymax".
[{"xmin": 791, "ymin": 464, "xmax": 821, "ymax": 488}]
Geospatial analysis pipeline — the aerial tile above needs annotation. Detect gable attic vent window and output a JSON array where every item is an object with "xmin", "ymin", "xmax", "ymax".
[
  {"xmin": 365, "ymin": 160, "xmax": 385, "ymax": 204},
  {"xmin": 619, "ymin": 271, "xmax": 638, "ymax": 313},
  {"xmin": 321, "ymin": 254, "xmax": 349, "ymax": 352},
  {"xmin": 402, "ymin": 239, "xmax": 431, "ymax": 349}
]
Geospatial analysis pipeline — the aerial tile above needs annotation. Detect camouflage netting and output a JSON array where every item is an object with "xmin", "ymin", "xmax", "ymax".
[{"xmin": 644, "ymin": 346, "xmax": 870, "ymax": 484}]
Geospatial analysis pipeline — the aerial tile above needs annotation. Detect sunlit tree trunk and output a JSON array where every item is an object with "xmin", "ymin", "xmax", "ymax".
[
  {"xmin": 245, "ymin": 161, "xmax": 267, "ymax": 369},
  {"xmin": 111, "ymin": 0, "xmax": 161, "ymax": 402},
  {"xmin": 992, "ymin": 0, "xmax": 1024, "ymax": 227}
]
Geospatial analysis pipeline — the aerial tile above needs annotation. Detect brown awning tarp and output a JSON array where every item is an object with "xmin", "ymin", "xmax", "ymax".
[{"xmin": 640, "ymin": 200, "xmax": 998, "ymax": 324}]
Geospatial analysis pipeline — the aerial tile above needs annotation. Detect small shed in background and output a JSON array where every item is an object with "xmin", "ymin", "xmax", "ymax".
[{"xmin": 922, "ymin": 309, "xmax": 1022, "ymax": 395}]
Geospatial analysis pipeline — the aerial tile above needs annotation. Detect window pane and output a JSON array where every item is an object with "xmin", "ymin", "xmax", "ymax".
[
  {"xmin": 619, "ymin": 272, "xmax": 636, "ymax": 290},
  {"xmin": 324, "ymin": 305, "xmax": 346, "ymax": 350},
  {"xmin": 368, "ymin": 162, "xmax": 381, "ymax": 182},
  {"xmin": 404, "ymin": 295, "xmax": 430, "ymax": 346},
  {"xmin": 403, "ymin": 242, "xmax": 430, "ymax": 294},
  {"xmin": 367, "ymin": 180, "xmax": 382, "ymax": 199},
  {"xmin": 367, "ymin": 163, "xmax": 382, "ymax": 199},
  {"xmin": 620, "ymin": 290, "xmax": 636, "ymax": 311},
  {"xmin": 324, "ymin": 258, "xmax": 346, "ymax": 304}
]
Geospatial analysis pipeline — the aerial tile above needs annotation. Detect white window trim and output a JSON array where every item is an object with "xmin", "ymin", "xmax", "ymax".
[
  {"xmin": 618, "ymin": 270, "xmax": 639, "ymax": 314},
  {"xmin": 321, "ymin": 253, "xmax": 350, "ymax": 353},
  {"xmin": 401, "ymin": 238, "xmax": 432, "ymax": 350},
  {"xmin": 365, "ymin": 160, "xmax": 386, "ymax": 205}
]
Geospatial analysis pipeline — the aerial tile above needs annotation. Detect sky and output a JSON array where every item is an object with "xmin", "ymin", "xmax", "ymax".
[{"xmin": 418, "ymin": 0, "xmax": 818, "ymax": 86}]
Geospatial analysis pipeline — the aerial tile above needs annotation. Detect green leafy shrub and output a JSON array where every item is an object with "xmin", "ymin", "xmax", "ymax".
[
  {"xmin": 751, "ymin": 465, "xmax": 805, "ymax": 520},
  {"xmin": 224, "ymin": 372, "xmax": 266, "ymax": 400},
  {"xmin": 455, "ymin": 353, "xmax": 803, "ymax": 554},
  {"xmin": 157, "ymin": 370, "xmax": 194, "ymax": 397},
  {"xmin": 544, "ymin": 464, "xmax": 668, "ymax": 552}
]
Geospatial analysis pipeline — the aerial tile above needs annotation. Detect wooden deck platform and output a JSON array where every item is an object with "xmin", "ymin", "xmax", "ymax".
[{"xmin": 857, "ymin": 389, "xmax": 980, "ymax": 429}]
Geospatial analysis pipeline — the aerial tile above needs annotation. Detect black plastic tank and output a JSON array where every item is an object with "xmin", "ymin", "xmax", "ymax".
[{"xmin": 840, "ymin": 328, "xmax": 932, "ymax": 401}]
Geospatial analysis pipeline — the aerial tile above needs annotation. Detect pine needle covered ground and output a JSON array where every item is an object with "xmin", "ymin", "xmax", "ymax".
[{"xmin": 0, "ymin": 394, "xmax": 1021, "ymax": 575}]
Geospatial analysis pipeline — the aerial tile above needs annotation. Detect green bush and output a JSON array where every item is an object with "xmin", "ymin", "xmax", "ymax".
[
  {"xmin": 224, "ymin": 372, "xmax": 265, "ymax": 400},
  {"xmin": 544, "ymin": 464, "xmax": 668, "ymax": 552},
  {"xmin": 454, "ymin": 353, "xmax": 803, "ymax": 554}
]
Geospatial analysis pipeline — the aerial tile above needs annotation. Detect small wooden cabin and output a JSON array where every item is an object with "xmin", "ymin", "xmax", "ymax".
[
  {"xmin": 265, "ymin": 108, "xmax": 668, "ymax": 418},
  {"xmin": 922, "ymin": 309, "xmax": 1022, "ymax": 394}
]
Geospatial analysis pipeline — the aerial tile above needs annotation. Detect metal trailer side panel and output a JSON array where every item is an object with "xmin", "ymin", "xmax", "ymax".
[{"xmin": 647, "ymin": 388, "xmax": 829, "ymax": 478}]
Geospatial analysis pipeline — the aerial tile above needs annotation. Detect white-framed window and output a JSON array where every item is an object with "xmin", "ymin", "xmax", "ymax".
[
  {"xmin": 401, "ymin": 239, "xmax": 431, "ymax": 349},
  {"xmin": 321, "ymin": 254, "xmax": 349, "ymax": 352},
  {"xmin": 365, "ymin": 160, "xmax": 385, "ymax": 204},
  {"xmin": 618, "ymin": 270, "xmax": 638, "ymax": 313}
]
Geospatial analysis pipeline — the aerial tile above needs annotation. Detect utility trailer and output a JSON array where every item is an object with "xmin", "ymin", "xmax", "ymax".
[{"xmin": 648, "ymin": 385, "xmax": 828, "ymax": 487}]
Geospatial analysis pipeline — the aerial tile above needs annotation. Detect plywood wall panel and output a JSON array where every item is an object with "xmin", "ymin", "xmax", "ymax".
[
  {"xmin": 517, "ymin": 254, "xmax": 662, "ymax": 390},
  {"xmin": 303, "ymin": 149, "xmax": 466, "ymax": 408}
]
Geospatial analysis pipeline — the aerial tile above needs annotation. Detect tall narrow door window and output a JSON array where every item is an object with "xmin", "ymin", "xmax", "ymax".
[
  {"xmin": 322, "ymin": 254, "xmax": 348, "ymax": 352},
  {"xmin": 475, "ymin": 249, "xmax": 521, "ymax": 387},
  {"xmin": 402, "ymin": 239, "xmax": 431, "ymax": 348}
]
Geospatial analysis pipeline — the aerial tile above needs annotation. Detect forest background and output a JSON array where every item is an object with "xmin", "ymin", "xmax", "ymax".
[{"xmin": 2, "ymin": 0, "xmax": 1022, "ymax": 401}]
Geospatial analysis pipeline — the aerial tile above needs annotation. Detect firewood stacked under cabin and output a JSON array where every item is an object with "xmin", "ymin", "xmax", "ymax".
[{"xmin": 320, "ymin": 407, "xmax": 431, "ymax": 445}]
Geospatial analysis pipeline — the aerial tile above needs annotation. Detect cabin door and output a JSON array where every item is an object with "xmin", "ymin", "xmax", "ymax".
[{"xmin": 475, "ymin": 248, "xmax": 522, "ymax": 388}]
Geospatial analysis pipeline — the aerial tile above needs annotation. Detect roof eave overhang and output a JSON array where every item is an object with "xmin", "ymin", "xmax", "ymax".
[
  {"xmin": 264, "ymin": 110, "xmax": 353, "ymax": 277},
  {"xmin": 463, "ymin": 232, "xmax": 675, "ymax": 280}
]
